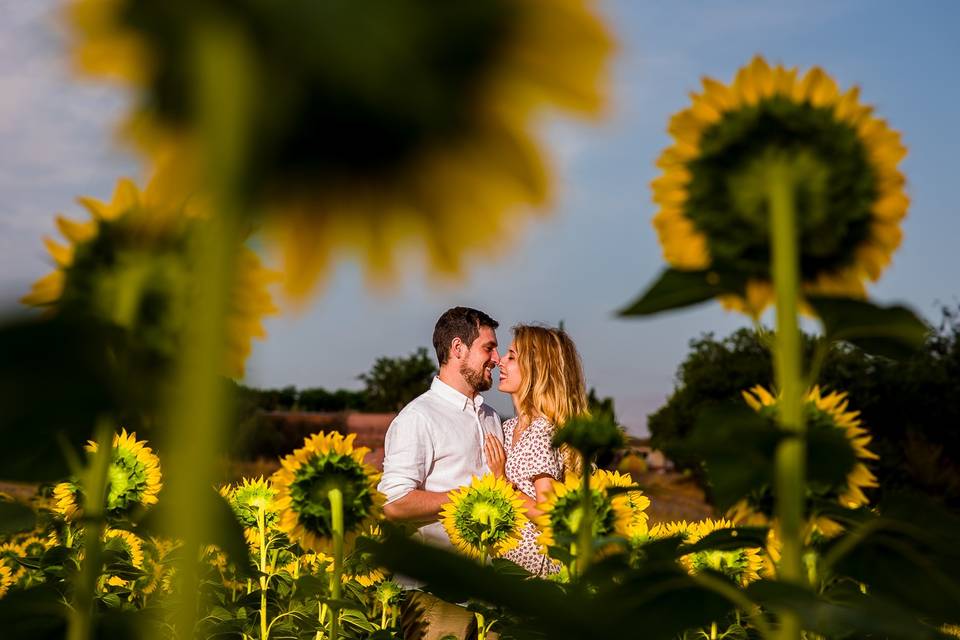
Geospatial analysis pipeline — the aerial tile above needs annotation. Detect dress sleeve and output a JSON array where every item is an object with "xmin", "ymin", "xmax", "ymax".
[
  {"xmin": 522, "ymin": 419, "xmax": 563, "ymax": 481},
  {"xmin": 377, "ymin": 409, "xmax": 434, "ymax": 505}
]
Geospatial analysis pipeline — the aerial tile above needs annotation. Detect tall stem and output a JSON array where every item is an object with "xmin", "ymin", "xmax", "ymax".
[
  {"xmin": 769, "ymin": 162, "xmax": 806, "ymax": 640},
  {"xmin": 328, "ymin": 488, "xmax": 344, "ymax": 640},
  {"xmin": 259, "ymin": 507, "xmax": 269, "ymax": 640},
  {"xmin": 576, "ymin": 454, "xmax": 592, "ymax": 577},
  {"xmin": 67, "ymin": 421, "xmax": 113, "ymax": 640},
  {"xmin": 160, "ymin": 23, "xmax": 254, "ymax": 640}
]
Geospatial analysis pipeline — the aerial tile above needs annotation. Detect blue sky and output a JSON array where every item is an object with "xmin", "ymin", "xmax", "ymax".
[{"xmin": 2, "ymin": 1, "xmax": 958, "ymax": 435}]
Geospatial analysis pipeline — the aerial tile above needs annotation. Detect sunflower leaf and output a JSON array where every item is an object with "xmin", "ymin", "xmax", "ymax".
[
  {"xmin": 135, "ymin": 489, "xmax": 254, "ymax": 577},
  {"xmin": 808, "ymin": 296, "xmax": 929, "ymax": 359},
  {"xmin": 0, "ymin": 314, "xmax": 124, "ymax": 481},
  {"xmin": 618, "ymin": 269, "xmax": 746, "ymax": 316},
  {"xmin": 680, "ymin": 526, "xmax": 768, "ymax": 553},
  {"xmin": 823, "ymin": 491, "xmax": 960, "ymax": 623},
  {"xmin": 671, "ymin": 403, "xmax": 780, "ymax": 511},
  {"xmin": 746, "ymin": 579, "xmax": 946, "ymax": 639}
]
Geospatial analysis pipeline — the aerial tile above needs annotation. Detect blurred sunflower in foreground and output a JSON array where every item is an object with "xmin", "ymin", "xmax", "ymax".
[
  {"xmin": 54, "ymin": 429, "xmax": 162, "ymax": 522},
  {"xmin": 440, "ymin": 474, "xmax": 528, "ymax": 561},
  {"xmin": 21, "ymin": 176, "xmax": 277, "ymax": 378},
  {"xmin": 728, "ymin": 385, "xmax": 880, "ymax": 538},
  {"xmin": 651, "ymin": 56, "xmax": 908, "ymax": 315},
  {"xmin": 272, "ymin": 432, "xmax": 383, "ymax": 554},
  {"xmin": 65, "ymin": 0, "xmax": 613, "ymax": 299}
]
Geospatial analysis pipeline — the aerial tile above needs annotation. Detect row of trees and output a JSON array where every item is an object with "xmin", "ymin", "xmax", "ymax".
[
  {"xmin": 648, "ymin": 304, "xmax": 960, "ymax": 509},
  {"xmin": 239, "ymin": 347, "xmax": 438, "ymax": 413}
]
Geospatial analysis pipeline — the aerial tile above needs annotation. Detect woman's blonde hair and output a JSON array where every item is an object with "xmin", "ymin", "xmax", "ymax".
[{"xmin": 512, "ymin": 324, "xmax": 588, "ymax": 475}]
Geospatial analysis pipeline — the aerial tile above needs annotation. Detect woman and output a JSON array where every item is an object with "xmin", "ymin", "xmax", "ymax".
[{"xmin": 483, "ymin": 324, "xmax": 588, "ymax": 576}]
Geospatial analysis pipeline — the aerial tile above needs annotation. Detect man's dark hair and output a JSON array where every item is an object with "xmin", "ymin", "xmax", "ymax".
[{"xmin": 432, "ymin": 307, "xmax": 499, "ymax": 366}]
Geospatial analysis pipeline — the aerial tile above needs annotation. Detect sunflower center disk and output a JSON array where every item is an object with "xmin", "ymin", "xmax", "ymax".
[
  {"xmin": 291, "ymin": 457, "xmax": 373, "ymax": 537},
  {"xmin": 686, "ymin": 98, "xmax": 876, "ymax": 279},
  {"xmin": 123, "ymin": 0, "xmax": 515, "ymax": 185}
]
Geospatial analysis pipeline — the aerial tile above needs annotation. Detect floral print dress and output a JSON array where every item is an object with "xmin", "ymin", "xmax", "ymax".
[{"xmin": 501, "ymin": 416, "xmax": 563, "ymax": 576}]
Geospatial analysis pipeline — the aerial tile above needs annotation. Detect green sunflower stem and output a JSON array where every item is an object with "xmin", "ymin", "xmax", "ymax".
[
  {"xmin": 160, "ymin": 22, "xmax": 254, "ymax": 640},
  {"xmin": 67, "ymin": 421, "xmax": 113, "ymax": 640},
  {"xmin": 768, "ymin": 161, "xmax": 806, "ymax": 640},
  {"xmin": 328, "ymin": 488, "xmax": 344, "ymax": 640},
  {"xmin": 576, "ymin": 452, "xmax": 592, "ymax": 578},
  {"xmin": 259, "ymin": 507, "xmax": 269, "ymax": 640}
]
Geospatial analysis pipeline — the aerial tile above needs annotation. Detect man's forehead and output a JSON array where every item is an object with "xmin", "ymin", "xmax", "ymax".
[{"xmin": 474, "ymin": 326, "xmax": 498, "ymax": 345}]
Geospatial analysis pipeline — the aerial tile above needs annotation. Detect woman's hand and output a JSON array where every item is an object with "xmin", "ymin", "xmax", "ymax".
[{"xmin": 484, "ymin": 433, "xmax": 506, "ymax": 478}]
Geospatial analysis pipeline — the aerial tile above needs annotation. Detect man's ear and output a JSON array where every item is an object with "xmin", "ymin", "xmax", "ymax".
[{"xmin": 450, "ymin": 337, "xmax": 464, "ymax": 361}]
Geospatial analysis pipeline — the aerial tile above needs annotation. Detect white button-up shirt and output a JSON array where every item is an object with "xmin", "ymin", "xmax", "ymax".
[{"xmin": 378, "ymin": 377, "xmax": 503, "ymax": 550}]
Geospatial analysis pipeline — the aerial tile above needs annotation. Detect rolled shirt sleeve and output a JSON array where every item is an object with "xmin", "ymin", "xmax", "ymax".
[{"xmin": 378, "ymin": 409, "xmax": 434, "ymax": 505}]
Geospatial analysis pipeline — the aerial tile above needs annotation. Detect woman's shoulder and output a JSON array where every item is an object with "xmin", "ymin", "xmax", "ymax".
[{"xmin": 530, "ymin": 415, "xmax": 555, "ymax": 431}]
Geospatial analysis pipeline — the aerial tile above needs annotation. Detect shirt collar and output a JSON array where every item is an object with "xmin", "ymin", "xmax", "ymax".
[{"xmin": 431, "ymin": 377, "xmax": 484, "ymax": 412}]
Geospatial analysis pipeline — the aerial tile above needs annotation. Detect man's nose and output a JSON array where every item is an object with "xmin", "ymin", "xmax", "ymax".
[{"xmin": 490, "ymin": 349, "xmax": 501, "ymax": 365}]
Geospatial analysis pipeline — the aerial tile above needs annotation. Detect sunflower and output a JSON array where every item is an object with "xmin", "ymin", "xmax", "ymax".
[
  {"xmin": 220, "ymin": 476, "xmax": 280, "ymax": 540},
  {"xmin": 102, "ymin": 528, "xmax": 145, "ymax": 588},
  {"xmin": 651, "ymin": 56, "xmax": 908, "ymax": 316},
  {"xmin": 21, "ymin": 176, "xmax": 277, "ymax": 378},
  {"xmin": 0, "ymin": 564, "xmax": 12, "ymax": 599},
  {"xmin": 272, "ymin": 432, "xmax": 383, "ymax": 554},
  {"xmin": 535, "ymin": 471, "xmax": 631, "ymax": 560},
  {"xmin": 729, "ymin": 385, "xmax": 880, "ymax": 537},
  {"xmin": 65, "ymin": 0, "xmax": 613, "ymax": 300},
  {"xmin": 674, "ymin": 518, "xmax": 764, "ymax": 587},
  {"xmin": 440, "ymin": 474, "xmax": 528, "ymax": 561},
  {"xmin": 137, "ymin": 537, "xmax": 177, "ymax": 596},
  {"xmin": 594, "ymin": 469, "xmax": 651, "ymax": 537},
  {"xmin": 53, "ymin": 428, "xmax": 162, "ymax": 522},
  {"xmin": 0, "ymin": 542, "xmax": 26, "ymax": 585}
]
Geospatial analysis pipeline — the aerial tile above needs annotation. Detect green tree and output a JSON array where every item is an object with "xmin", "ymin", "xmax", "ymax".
[
  {"xmin": 359, "ymin": 347, "xmax": 437, "ymax": 412},
  {"xmin": 648, "ymin": 307, "xmax": 960, "ymax": 508}
]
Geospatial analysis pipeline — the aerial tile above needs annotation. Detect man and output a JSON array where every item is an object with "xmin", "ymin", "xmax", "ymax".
[{"xmin": 378, "ymin": 306, "xmax": 503, "ymax": 639}]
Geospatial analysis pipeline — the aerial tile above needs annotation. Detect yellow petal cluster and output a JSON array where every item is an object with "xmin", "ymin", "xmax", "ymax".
[
  {"xmin": 743, "ymin": 384, "xmax": 879, "ymax": 510},
  {"xmin": 272, "ymin": 432, "xmax": 383, "ymax": 554},
  {"xmin": 653, "ymin": 56, "xmax": 908, "ymax": 316},
  {"xmin": 21, "ymin": 176, "xmax": 277, "ymax": 378},
  {"xmin": 440, "ymin": 474, "xmax": 528, "ymax": 560}
]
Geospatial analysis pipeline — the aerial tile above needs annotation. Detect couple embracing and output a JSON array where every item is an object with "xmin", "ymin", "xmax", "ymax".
[{"xmin": 378, "ymin": 306, "xmax": 587, "ymax": 582}]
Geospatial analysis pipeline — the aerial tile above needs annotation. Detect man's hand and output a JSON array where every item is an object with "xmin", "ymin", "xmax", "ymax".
[{"xmin": 484, "ymin": 434, "xmax": 506, "ymax": 479}]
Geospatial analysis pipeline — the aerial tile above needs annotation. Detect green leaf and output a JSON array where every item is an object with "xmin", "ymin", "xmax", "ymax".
[
  {"xmin": 746, "ymin": 580, "xmax": 945, "ymax": 639},
  {"xmin": 135, "ymin": 488, "xmax": 254, "ymax": 577},
  {"xmin": 293, "ymin": 574, "xmax": 328, "ymax": 598},
  {"xmin": 618, "ymin": 269, "xmax": 745, "ymax": 317},
  {"xmin": 808, "ymin": 296, "xmax": 929, "ymax": 359},
  {"xmin": 0, "ymin": 314, "xmax": 124, "ymax": 481},
  {"xmin": 340, "ymin": 608, "xmax": 376, "ymax": 633},
  {"xmin": 681, "ymin": 527, "xmax": 768, "ymax": 554},
  {"xmin": 825, "ymin": 491, "xmax": 960, "ymax": 623},
  {"xmin": 0, "ymin": 585, "xmax": 68, "ymax": 640},
  {"xmin": 0, "ymin": 501, "xmax": 37, "ymax": 535},
  {"xmin": 671, "ymin": 404, "xmax": 780, "ymax": 511}
]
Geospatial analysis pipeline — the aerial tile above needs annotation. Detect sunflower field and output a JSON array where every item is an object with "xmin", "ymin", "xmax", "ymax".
[{"xmin": 2, "ymin": 1, "xmax": 960, "ymax": 640}]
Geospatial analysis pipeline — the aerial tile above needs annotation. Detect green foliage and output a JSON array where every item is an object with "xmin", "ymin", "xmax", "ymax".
[
  {"xmin": 358, "ymin": 347, "xmax": 437, "ymax": 412},
  {"xmin": 648, "ymin": 308, "xmax": 960, "ymax": 508}
]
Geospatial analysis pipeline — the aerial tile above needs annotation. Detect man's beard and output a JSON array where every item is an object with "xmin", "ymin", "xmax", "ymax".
[{"xmin": 460, "ymin": 361, "xmax": 492, "ymax": 393}]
